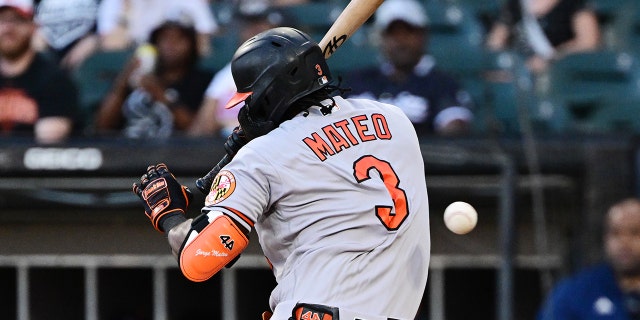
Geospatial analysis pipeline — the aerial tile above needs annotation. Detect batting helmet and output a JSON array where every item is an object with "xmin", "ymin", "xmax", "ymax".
[{"xmin": 224, "ymin": 27, "xmax": 333, "ymax": 124}]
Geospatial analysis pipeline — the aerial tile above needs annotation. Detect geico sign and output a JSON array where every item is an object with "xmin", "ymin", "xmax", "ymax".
[{"xmin": 23, "ymin": 148, "xmax": 103, "ymax": 170}]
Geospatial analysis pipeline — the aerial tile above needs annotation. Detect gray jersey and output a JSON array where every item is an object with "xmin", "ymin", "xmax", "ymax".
[{"xmin": 203, "ymin": 96, "xmax": 430, "ymax": 320}]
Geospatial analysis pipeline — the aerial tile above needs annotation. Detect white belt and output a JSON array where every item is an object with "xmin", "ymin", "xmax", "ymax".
[{"xmin": 338, "ymin": 307, "xmax": 405, "ymax": 320}]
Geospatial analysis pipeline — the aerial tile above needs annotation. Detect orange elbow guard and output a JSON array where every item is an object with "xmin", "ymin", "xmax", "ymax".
[{"xmin": 179, "ymin": 212, "xmax": 248, "ymax": 282}]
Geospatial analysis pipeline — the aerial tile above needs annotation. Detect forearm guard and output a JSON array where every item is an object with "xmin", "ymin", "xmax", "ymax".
[{"xmin": 179, "ymin": 211, "xmax": 248, "ymax": 282}]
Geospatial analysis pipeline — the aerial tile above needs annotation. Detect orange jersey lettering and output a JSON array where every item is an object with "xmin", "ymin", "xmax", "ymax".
[{"xmin": 303, "ymin": 114, "xmax": 392, "ymax": 161}]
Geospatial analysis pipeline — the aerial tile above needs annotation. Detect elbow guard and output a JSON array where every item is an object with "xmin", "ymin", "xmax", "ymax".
[{"xmin": 179, "ymin": 211, "xmax": 249, "ymax": 282}]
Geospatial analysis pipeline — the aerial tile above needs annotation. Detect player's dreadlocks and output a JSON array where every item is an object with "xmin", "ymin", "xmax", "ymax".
[{"xmin": 286, "ymin": 78, "xmax": 351, "ymax": 120}]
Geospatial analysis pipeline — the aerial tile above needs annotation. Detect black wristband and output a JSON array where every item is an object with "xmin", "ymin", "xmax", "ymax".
[{"xmin": 162, "ymin": 214, "xmax": 188, "ymax": 233}]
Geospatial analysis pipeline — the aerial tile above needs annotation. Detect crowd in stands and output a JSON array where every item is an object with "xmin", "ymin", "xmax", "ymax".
[{"xmin": 2, "ymin": 0, "xmax": 639, "ymax": 144}]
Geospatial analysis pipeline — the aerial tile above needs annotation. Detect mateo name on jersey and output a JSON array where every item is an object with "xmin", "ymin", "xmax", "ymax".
[{"xmin": 302, "ymin": 113, "xmax": 391, "ymax": 161}]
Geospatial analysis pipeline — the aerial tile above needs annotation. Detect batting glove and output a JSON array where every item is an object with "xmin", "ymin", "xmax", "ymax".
[{"xmin": 132, "ymin": 163, "xmax": 193, "ymax": 233}]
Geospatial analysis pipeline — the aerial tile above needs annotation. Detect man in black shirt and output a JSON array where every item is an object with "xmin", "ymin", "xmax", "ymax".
[{"xmin": 0, "ymin": 0, "xmax": 78, "ymax": 144}]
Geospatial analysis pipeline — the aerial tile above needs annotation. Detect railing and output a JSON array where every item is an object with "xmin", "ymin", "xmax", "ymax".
[
  {"xmin": 0, "ymin": 253, "xmax": 562, "ymax": 320},
  {"xmin": 0, "ymin": 135, "xmax": 632, "ymax": 319}
]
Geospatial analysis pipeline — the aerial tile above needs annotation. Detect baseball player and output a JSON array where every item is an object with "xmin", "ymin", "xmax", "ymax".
[{"xmin": 133, "ymin": 27, "xmax": 430, "ymax": 320}]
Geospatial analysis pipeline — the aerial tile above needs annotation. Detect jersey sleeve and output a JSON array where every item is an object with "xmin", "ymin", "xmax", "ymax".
[{"xmin": 200, "ymin": 144, "xmax": 277, "ymax": 232}]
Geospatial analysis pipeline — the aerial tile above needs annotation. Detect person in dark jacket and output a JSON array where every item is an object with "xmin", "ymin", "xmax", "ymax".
[{"xmin": 538, "ymin": 198, "xmax": 640, "ymax": 319}]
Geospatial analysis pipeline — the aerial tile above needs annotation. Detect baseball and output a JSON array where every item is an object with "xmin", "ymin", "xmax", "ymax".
[{"xmin": 443, "ymin": 201, "xmax": 478, "ymax": 235}]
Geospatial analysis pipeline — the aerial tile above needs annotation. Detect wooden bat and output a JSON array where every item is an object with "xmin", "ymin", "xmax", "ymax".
[{"xmin": 319, "ymin": 0, "xmax": 385, "ymax": 59}]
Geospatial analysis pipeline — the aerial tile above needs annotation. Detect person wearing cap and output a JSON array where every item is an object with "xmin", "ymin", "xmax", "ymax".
[
  {"xmin": 0, "ymin": 0, "xmax": 78, "ymax": 144},
  {"xmin": 94, "ymin": 14, "xmax": 212, "ymax": 138},
  {"xmin": 345, "ymin": 0, "xmax": 474, "ymax": 137},
  {"xmin": 188, "ymin": 3, "xmax": 285, "ymax": 137}
]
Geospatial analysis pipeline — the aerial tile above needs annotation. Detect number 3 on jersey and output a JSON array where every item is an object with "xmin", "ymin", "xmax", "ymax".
[{"xmin": 353, "ymin": 155, "xmax": 408, "ymax": 230}]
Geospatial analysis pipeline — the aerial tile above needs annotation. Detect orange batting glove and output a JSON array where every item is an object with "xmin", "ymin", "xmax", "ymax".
[{"xmin": 132, "ymin": 163, "xmax": 193, "ymax": 232}]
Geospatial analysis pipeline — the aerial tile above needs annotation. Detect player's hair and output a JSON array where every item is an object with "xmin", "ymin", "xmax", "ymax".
[
  {"xmin": 284, "ymin": 80, "xmax": 350, "ymax": 121},
  {"xmin": 228, "ymin": 27, "xmax": 335, "ymax": 125}
]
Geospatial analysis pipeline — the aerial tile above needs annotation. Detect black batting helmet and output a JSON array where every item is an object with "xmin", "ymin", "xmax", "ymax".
[{"xmin": 224, "ymin": 27, "xmax": 332, "ymax": 124}]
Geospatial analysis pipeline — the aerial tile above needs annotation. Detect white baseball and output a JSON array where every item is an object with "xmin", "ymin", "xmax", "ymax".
[{"xmin": 443, "ymin": 201, "xmax": 478, "ymax": 235}]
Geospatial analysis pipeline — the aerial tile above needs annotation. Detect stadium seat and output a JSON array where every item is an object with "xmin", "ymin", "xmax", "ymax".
[
  {"xmin": 583, "ymin": 101, "xmax": 640, "ymax": 134},
  {"xmin": 433, "ymin": 46, "xmax": 491, "ymax": 133},
  {"xmin": 72, "ymin": 49, "xmax": 133, "ymax": 132},
  {"xmin": 479, "ymin": 51, "xmax": 530, "ymax": 135},
  {"xmin": 545, "ymin": 50, "xmax": 640, "ymax": 114},
  {"xmin": 279, "ymin": 2, "xmax": 344, "ymax": 34},
  {"xmin": 540, "ymin": 50, "xmax": 640, "ymax": 134},
  {"xmin": 200, "ymin": 31, "xmax": 239, "ymax": 72},
  {"xmin": 474, "ymin": 50, "xmax": 572, "ymax": 135},
  {"xmin": 209, "ymin": 1, "xmax": 236, "ymax": 27},
  {"xmin": 423, "ymin": 1, "xmax": 484, "ymax": 69},
  {"xmin": 591, "ymin": 0, "xmax": 634, "ymax": 25},
  {"xmin": 440, "ymin": 49, "xmax": 572, "ymax": 136},
  {"xmin": 452, "ymin": 0, "xmax": 503, "ymax": 32},
  {"xmin": 610, "ymin": 1, "xmax": 640, "ymax": 52}
]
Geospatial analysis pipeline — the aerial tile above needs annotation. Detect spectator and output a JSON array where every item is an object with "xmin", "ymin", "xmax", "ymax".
[
  {"xmin": 33, "ymin": 0, "xmax": 99, "ymax": 71},
  {"xmin": 188, "ymin": 3, "xmax": 284, "ymax": 137},
  {"xmin": 94, "ymin": 13, "xmax": 212, "ymax": 139},
  {"xmin": 344, "ymin": 0, "xmax": 474, "ymax": 137},
  {"xmin": 97, "ymin": 0, "xmax": 217, "ymax": 57},
  {"xmin": 538, "ymin": 198, "xmax": 640, "ymax": 319},
  {"xmin": 0, "ymin": 0, "xmax": 77, "ymax": 144},
  {"xmin": 486, "ymin": 0, "xmax": 601, "ymax": 75}
]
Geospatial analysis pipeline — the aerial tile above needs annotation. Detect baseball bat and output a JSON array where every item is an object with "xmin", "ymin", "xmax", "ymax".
[
  {"xmin": 195, "ymin": 128, "xmax": 245, "ymax": 194},
  {"xmin": 195, "ymin": 0, "xmax": 385, "ymax": 194},
  {"xmin": 319, "ymin": 0, "xmax": 385, "ymax": 59},
  {"xmin": 195, "ymin": 153, "xmax": 231, "ymax": 193}
]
